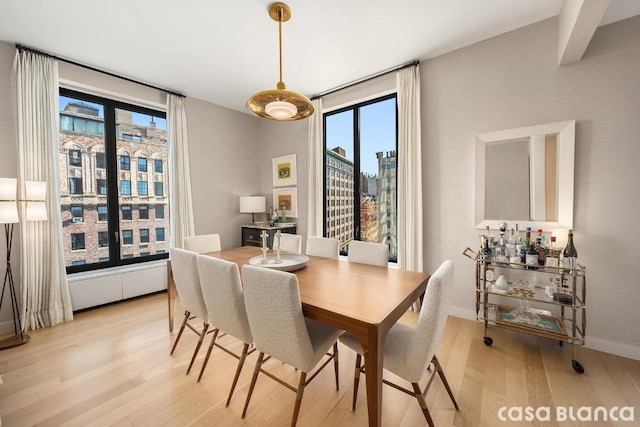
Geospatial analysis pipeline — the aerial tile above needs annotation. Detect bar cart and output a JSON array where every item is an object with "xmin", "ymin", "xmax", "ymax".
[{"xmin": 463, "ymin": 248, "xmax": 587, "ymax": 374}]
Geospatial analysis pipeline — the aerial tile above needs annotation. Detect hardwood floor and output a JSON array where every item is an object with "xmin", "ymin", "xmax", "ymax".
[{"xmin": 1, "ymin": 293, "xmax": 638, "ymax": 426}]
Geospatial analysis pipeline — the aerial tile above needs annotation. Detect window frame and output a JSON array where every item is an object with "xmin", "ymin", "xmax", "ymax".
[
  {"xmin": 322, "ymin": 93, "xmax": 398, "ymax": 261},
  {"xmin": 61, "ymin": 88, "xmax": 168, "ymax": 274}
]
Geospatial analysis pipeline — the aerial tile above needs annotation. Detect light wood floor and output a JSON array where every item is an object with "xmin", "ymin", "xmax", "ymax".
[{"xmin": 1, "ymin": 293, "xmax": 638, "ymax": 427}]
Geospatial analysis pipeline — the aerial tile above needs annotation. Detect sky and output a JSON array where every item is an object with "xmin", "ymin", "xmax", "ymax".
[
  {"xmin": 324, "ymin": 97, "xmax": 396, "ymax": 175},
  {"xmin": 59, "ymin": 96, "xmax": 167, "ymax": 130}
]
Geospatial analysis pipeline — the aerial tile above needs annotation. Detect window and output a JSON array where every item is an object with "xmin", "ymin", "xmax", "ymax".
[
  {"xmin": 120, "ymin": 180, "xmax": 131, "ymax": 195},
  {"xmin": 97, "ymin": 204, "xmax": 108, "ymax": 221},
  {"xmin": 60, "ymin": 89, "xmax": 169, "ymax": 273},
  {"xmin": 71, "ymin": 260, "xmax": 86, "ymax": 266},
  {"xmin": 69, "ymin": 178, "xmax": 83, "ymax": 195},
  {"xmin": 69, "ymin": 149, "xmax": 82, "ymax": 167},
  {"xmin": 70, "ymin": 205, "xmax": 83, "ymax": 222},
  {"xmin": 139, "ymin": 204, "xmax": 149, "ymax": 220},
  {"xmin": 121, "ymin": 205, "xmax": 132, "ymax": 220},
  {"xmin": 137, "ymin": 157, "xmax": 147, "ymax": 172},
  {"xmin": 140, "ymin": 229, "xmax": 150, "ymax": 244},
  {"xmin": 156, "ymin": 227, "xmax": 165, "ymax": 242},
  {"xmin": 96, "ymin": 179, "xmax": 107, "ymax": 195},
  {"xmin": 120, "ymin": 155, "xmax": 130, "ymax": 171},
  {"xmin": 138, "ymin": 181, "xmax": 148, "ymax": 196},
  {"xmin": 122, "ymin": 230, "xmax": 133, "ymax": 245},
  {"xmin": 323, "ymin": 94, "xmax": 398, "ymax": 261},
  {"xmin": 98, "ymin": 231, "xmax": 109, "ymax": 248},
  {"xmin": 154, "ymin": 158, "xmax": 163, "ymax": 173},
  {"xmin": 155, "ymin": 204, "xmax": 165, "ymax": 219},
  {"xmin": 96, "ymin": 152, "xmax": 106, "ymax": 169},
  {"xmin": 71, "ymin": 233, "xmax": 85, "ymax": 250},
  {"xmin": 154, "ymin": 182, "xmax": 163, "ymax": 196}
]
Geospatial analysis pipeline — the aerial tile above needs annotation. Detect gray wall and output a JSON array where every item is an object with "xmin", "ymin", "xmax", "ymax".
[{"xmin": 421, "ymin": 16, "xmax": 640, "ymax": 358}]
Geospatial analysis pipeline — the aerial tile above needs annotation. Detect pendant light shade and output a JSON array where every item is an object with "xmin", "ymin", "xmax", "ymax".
[{"xmin": 246, "ymin": 2, "xmax": 314, "ymax": 121}]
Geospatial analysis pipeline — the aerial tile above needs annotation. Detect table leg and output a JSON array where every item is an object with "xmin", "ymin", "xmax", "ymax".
[
  {"xmin": 362, "ymin": 326, "xmax": 384, "ymax": 427},
  {"xmin": 167, "ymin": 260, "xmax": 176, "ymax": 333}
]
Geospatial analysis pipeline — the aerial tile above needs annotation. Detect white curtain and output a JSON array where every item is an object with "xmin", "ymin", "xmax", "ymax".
[
  {"xmin": 167, "ymin": 94, "xmax": 195, "ymax": 248},
  {"xmin": 396, "ymin": 65, "xmax": 423, "ymax": 311},
  {"xmin": 307, "ymin": 98, "xmax": 324, "ymax": 237},
  {"xmin": 13, "ymin": 49, "xmax": 74, "ymax": 330}
]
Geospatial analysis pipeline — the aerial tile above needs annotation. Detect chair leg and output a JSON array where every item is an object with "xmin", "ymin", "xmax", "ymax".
[
  {"xmin": 291, "ymin": 371, "xmax": 307, "ymax": 427},
  {"xmin": 432, "ymin": 355, "xmax": 459, "ymax": 410},
  {"xmin": 242, "ymin": 351, "xmax": 265, "ymax": 419},
  {"xmin": 333, "ymin": 342, "xmax": 340, "ymax": 391},
  {"xmin": 170, "ymin": 311, "xmax": 191, "ymax": 355},
  {"xmin": 226, "ymin": 343, "xmax": 250, "ymax": 407},
  {"xmin": 186, "ymin": 323, "xmax": 209, "ymax": 374},
  {"xmin": 351, "ymin": 353, "xmax": 362, "ymax": 412},
  {"xmin": 197, "ymin": 328, "xmax": 220, "ymax": 382},
  {"xmin": 412, "ymin": 382, "xmax": 435, "ymax": 427}
]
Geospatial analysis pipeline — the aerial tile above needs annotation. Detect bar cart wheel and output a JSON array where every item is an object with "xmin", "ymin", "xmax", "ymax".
[
  {"xmin": 483, "ymin": 336, "xmax": 493, "ymax": 346},
  {"xmin": 572, "ymin": 360, "xmax": 585, "ymax": 374}
]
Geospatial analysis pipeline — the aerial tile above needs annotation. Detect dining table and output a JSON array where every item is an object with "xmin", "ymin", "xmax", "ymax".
[{"xmin": 166, "ymin": 245, "xmax": 429, "ymax": 427}]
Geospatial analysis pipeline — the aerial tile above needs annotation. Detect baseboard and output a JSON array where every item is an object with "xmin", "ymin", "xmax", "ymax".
[{"xmin": 447, "ymin": 307, "xmax": 640, "ymax": 361}]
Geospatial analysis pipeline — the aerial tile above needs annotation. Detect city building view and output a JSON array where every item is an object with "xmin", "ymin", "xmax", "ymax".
[
  {"xmin": 58, "ymin": 99, "xmax": 169, "ymax": 267},
  {"xmin": 325, "ymin": 146, "xmax": 397, "ymax": 260}
]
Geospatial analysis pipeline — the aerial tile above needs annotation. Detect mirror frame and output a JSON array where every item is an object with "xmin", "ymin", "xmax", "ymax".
[{"xmin": 475, "ymin": 120, "xmax": 575, "ymax": 230}]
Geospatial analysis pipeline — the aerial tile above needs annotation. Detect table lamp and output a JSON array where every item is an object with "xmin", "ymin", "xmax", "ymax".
[{"xmin": 240, "ymin": 196, "xmax": 266, "ymax": 225}]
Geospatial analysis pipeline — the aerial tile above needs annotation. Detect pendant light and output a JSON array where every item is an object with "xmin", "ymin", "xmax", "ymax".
[{"xmin": 246, "ymin": 2, "xmax": 314, "ymax": 121}]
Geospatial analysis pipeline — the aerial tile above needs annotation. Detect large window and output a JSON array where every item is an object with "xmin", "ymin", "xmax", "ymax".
[
  {"xmin": 59, "ymin": 89, "xmax": 169, "ymax": 273},
  {"xmin": 323, "ymin": 94, "xmax": 398, "ymax": 261}
]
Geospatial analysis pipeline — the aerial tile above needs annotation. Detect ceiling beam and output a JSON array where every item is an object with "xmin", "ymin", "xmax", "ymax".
[{"xmin": 558, "ymin": 0, "xmax": 611, "ymax": 65}]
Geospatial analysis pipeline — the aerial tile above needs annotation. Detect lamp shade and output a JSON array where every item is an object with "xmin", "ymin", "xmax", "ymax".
[
  {"xmin": 26, "ymin": 202, "xmax": 47, "ymax": 221},
  {"xmin": 0, "ymin": 178, "xmax": 17, "ymax": 201},
  {"xmin": 25, "ymin": 180, "xmax": 47, "ymax": 201},
  {"xmin": 0, "ymin": 201, "xmax": 19, "ymax": 224},
  {"xmin": 240, "ymin": 196, "xmax": 266, "ymax": 213}
]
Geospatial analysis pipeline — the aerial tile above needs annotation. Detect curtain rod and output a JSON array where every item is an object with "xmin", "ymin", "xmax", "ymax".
[
  {"xmin": 16, "ymin": 44, "xmax": 185, "ymax": 98},
  {"xmin": 310, "ymin": 60, "xmax": 419, "ymax": 101}
]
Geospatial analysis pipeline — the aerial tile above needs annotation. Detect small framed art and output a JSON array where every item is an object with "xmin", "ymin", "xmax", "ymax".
[
  {"xmin": 272, "ymin": 154, "xmax": 297, "ymax": 187},
  {"xmin": 273, "ymin": 187, "xmax": 298, "ymax": 218}
]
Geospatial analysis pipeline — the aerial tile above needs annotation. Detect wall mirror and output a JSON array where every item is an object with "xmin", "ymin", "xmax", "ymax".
[{"xmin": 475, "ymin": 120, "xmax": 575, "ymax": 230}]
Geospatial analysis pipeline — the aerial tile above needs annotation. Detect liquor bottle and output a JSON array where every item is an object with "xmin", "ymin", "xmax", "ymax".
[
  {"xmin": 496, "ymin": 233, "xmax": 509, "ymax": 263},
  {"xmin": 526, "ymin": 240, "xmax": 539, "ymax": 269},
  {"xmin": 481, "ymin": 237, "xmax": 492, "ymax": 264},
  {"xmin": 563, "ymin": 229, "xmax": 578, "ymax": 271},
  {"xmin": 545, "ymin": 235, "xmax": 560, "ymax": 268},
  {"xmin": 525, "ymin": 227, "xmax": 532, "ymax": 246},
  {"xmin": 506, "ymin": 228, "xmax": 517, "ymax": 258},
  {"xmin": 537, "ymin": 236, "xmax": 546, "ymax": 266}
]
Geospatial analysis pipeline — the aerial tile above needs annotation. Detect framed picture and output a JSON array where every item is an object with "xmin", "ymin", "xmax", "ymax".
[
  {"xmin": 272, "ymin": 154, "xmax": 297, "ymax": 187},
  {"xmin": 273, "ymin": 187, "xmax": 298, "ymax": 218}
]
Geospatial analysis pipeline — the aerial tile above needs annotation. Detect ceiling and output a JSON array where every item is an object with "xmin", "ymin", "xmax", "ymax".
[{"xmin": 1, "ymin": 0, "xmax": 639, "ymax": 115}]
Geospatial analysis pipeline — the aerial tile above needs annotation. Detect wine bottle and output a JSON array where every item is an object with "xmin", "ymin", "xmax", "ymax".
[{"xmin": 563, "ymin": 229, "xmax": 578, "ymax": 271}]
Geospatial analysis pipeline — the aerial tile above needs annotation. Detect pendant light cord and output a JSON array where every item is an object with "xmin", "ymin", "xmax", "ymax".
[{"xmin": 278, "ymin": 6, "xmax": 284, "ymax": 85}]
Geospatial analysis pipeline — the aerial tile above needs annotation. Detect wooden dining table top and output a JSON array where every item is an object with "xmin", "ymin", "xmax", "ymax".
[{"xmin": 203, "ymin": 245, "xmax": 429, "ymax": 330}]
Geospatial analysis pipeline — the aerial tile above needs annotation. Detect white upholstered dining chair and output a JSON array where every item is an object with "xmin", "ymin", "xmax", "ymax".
[
  {"xmin": 338, "ymin": 260, "xmax": 459, "ymax": 426},
  {"xmin": 196, "ymin": 255, "xmax": 254, "ymax": 405},
  {"xmin": 169, "ymin": 247, "xmax": 210, "ymax": 374},
  {"xmin": 240, "ymin": 265, "xmax": 343, "ymax": 426},
  {"xmin": 305, "ymin": 236, "xmax": 340, "ymax": 259},
  {"xmin": 276, "ymin": 233, "xmax": 302, "ymax": 254},
  {"xmin": 183, "ymin": 233, "xmax": 221, "ymax": 254},
  {"xmin": 347, "ymin": 240, "xmax": 389, "ymax": 267}
]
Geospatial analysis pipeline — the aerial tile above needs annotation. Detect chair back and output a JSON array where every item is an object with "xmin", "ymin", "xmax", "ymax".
[
  {"xmin": 197, "ymin": 255, "xmax": 252, "ymax": 344},
  {"xmin": 306, "ymin": 237, "xmax": 339, "ymax": 259},
  {"xmin": 241, "ymin": 265, "xmax": 314, "ymax": 370},
  {"xmin": 347, "ymin": 240, "xmax": 388, "ymax": 267},
  {"xmin": 183, "ymin": 233, "xmax": 221, "ymax": 254},
  {"xmin": 276, "ymin": 233, "xmax": 302, "ymax": 254},
  {"xmin": 170, "ymin": 247, "xmax": 208, "ymax": 320},
  {"xmin": 405, "ymin": 260, "xmax": 454, "ymax": 379}
]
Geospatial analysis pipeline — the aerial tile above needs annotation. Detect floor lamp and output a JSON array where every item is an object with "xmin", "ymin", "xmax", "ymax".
[{"xmin": 0, "ymin": 178, "xmax": 47, "ymax": 350}]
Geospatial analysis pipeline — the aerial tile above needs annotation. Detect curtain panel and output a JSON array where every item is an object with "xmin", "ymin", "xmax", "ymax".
[
  {"xmin": 167, "ymin": 94, "xmax": 195, "ymax": 248},
  {"xmin": 13, "ymin": 49, "xmax": 73, "ymax": 330},
  {"xmin": 307, "ymin": 98, "xmax": 324, "ymax": 237},
  {"xmin": 396, "ymin": 65, "xmax": 424, "ymax": 311}
]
